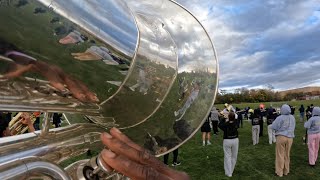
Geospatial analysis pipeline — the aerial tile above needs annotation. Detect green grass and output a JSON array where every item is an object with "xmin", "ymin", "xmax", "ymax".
[
  {"xmin": 59, "ymin": 98, "xmax": 319, "ymax": 179},
  {"xmin": 58, "ymin": 100, "xmax": 320, "ymax": 179},
  {"xmin": 170, "ymin": 101, "xmax": 320, "ymax": 179}
]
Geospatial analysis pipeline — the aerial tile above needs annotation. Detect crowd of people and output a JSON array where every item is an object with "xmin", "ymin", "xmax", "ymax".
[
  {"xmin": 1, "ymin": 102, "xmax": 319, "ymax": 179},
  {"xmin": 0, "ymin": 103, "xmax": 318, "ymax": 179},
  {"xmin": 198, "ymin": 102, "xmax": 320, "ymax": 177}
]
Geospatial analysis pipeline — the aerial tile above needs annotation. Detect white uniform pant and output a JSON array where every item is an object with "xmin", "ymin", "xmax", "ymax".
[
  {"xmin": 223, "ymin": 138, "xmax": 239, "ymax": 177},
  {"xmin": 268, "ymin": 124, "xmax": 276, "ymax": 144},
  {"xmin": 252, "ymin": 125, "xmax": 260, "ymax": 145}
]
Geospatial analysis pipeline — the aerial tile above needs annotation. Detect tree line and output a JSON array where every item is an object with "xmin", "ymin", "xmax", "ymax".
[{"xmin": 215, "ymin": 87, "xmax": 312, "ymax": 104}]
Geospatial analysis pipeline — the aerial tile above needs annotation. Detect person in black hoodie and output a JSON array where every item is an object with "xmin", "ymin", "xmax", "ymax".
[
  {"xmin": 267, "ymin": 107, "xmax": 277, "ymax": 144},
  {"xmin": 306, "ymin": 106, "xmax": 312, "ymax": 120},
  {"xmin": 299, "ymin": 104, "xmax": 305, "ymax": 122},
  {"xmin": 219, "ymin": 112, "xmax": 239, "ymax": 177},
  {"xmin": 259, "ymin": 106, "xmax": 266, "ymax": 137},
  {"xmin": 289, "ymin": 105, "xmax": 295, "ymax": 115},
  {"xmin": 52, "ymin": 113, "xmax": 62, "ymax": 128},
  {"xmin": 236, "ymin": 107, "xmax": 244, "ymax": 128},
  {"xmin": 211, "ymin": 107, "xmax": 220, "ymax": 135},
  {"xmin": 251, "ymin": 109, "xmax": 260, "ymax": 145}
]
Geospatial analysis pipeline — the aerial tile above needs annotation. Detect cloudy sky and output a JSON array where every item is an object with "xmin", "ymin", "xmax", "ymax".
[{"xmin": 176, "ymin": 0, "xmax": 320, "ymax": 92}]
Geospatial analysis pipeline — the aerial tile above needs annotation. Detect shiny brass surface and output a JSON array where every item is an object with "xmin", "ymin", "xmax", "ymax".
[
  {"xmin": 0, "ymin": 0, "xmax": 218, "ymax": 179},
  {"xmin": 0, "ymin": 157, "xmax": 70, "ymax": 180}
]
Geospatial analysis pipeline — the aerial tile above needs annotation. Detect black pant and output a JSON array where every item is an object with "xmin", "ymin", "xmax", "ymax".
[
  {"xmin": 259, "ymin": 120, "xmax": 263, "ymax": 136},
  {"xmin": 34, "ymin": 117, "xmax": 40, "ymax": 130},
  {"xmin": 34, "ymin": 123, "xmax": 40, "ymax": 130},
  {"xmin": 164, "ymin": 149, "xmax": 179, "ymax": 165},
  {"xmin": 244, "ymin": 113, "xmax": 248, "ymax": 120},
  {"xmin": 238, "ymin": 118, "xmax": 243, "ymax": 128},
  {"xmin": 54, "ymin": 123, "xmax": 61, "ymax": 128},
  {"xmin": 212, "ymin": 121, "xmax": 219, "ymax": 134}
]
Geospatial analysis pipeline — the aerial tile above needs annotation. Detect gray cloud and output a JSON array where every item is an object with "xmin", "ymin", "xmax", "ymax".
[{"xmin": 176, "ymin": 0, "xmax": 320, "ymax": 91}]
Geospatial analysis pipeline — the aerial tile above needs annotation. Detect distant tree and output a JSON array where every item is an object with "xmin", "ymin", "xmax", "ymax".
[
  {"xmin": 54, "ymin": 26, "xmax": 67, "ymax": 35},
  {"xmin": 274, "ymin": 92, "xmax": 282, "ymax": 101},
  {"xmin": 50, "ymin": 17, "xmax": 60, "ymax": 23},
  {"xmin": 34, "ymin": 7, "xmax": 46, "ymax": 14},
  {"xmin": 255, "ymin": 89, "xmax": 266, "ymax": 102},
  {"xmin": 220, "ymin": 89, "xmax": 227, "ymax": 95},
  {"xmin": 215, "ymin": 87, "xmax": 288, "ymax": 104},
  {"xmin": 15, "ymin": 0, "xmax": 28, "ymax": 7}
]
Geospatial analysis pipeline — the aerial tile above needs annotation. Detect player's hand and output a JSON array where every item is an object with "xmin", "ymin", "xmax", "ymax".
[
  {"xmin": 100, "ymin": 128, "xmax": 190, "ymax": 180},
  {"xmin": 2, "ymin": 53, "xmax": 98, "ymax": 103}
]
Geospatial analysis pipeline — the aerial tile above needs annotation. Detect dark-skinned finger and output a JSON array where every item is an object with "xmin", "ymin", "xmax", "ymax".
[
  {"xmin": 3, "ymin": 64, "xmax": 33, "ymax": 78},
  {"xmin": 53, "ymin": 67, "xmax": 98, "ymax": 103},
  {"xmin": 33, "ymin": 62, "xmax": 67, "ymax": 92},
  {"xmin": 47, "ymin": 65, "xmax": 88, "ymax": 102},
  {"xmin": 97, "ymin": 153, "xmax": 114, "ymax": 173},
  {"xmin": 67, "ymin": 77, "xmax": 99, "ymax": 103},
  {"xmin": 101, "ymin": 132, "xmax": 158, "ymax": 166},
  {"xmin": 36, "ymin": 62, "xmax": 98, "ymax": 103},
  {"xmin": 101, "ymin": 132, "xmax": 190, "ymax": 180},
  {"xmin": 44, "ymin": 64, "xmax": 88, "ymax": 102},
  {"xmin": 100, "ymin": 149, "xmax": 172, "ymax": 180},
  {"xmin": 101, "ymin": 133, "xmax": 177, "ymax": 177},
  {"xmin": 63, "ymin": 75, "xmax": 88, "ymax": 102},
  {"xmin": 110, "ymin": 128, "xmax": 144, "ymax": 151},
  {"xmin": 41, "ymin": 74, "xmax": 67, "ymax": 92}
]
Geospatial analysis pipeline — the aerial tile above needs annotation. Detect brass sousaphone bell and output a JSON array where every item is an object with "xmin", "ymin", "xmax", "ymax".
[{"xmin": 0, "ymin": 0, "xmax": 218, "ymax": 179}]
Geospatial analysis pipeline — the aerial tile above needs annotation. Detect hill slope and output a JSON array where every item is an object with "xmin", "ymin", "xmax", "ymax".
[{"xmin": 278, "ymin": 86, "xmax": 320, "ymax": 97}]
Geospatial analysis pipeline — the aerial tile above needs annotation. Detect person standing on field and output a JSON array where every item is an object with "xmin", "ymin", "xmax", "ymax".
[
  {"xmin": 236, "ymin": 107, "xmax": 244, "ymax": 128},
  {"xmin": 306, "ymin": 106, "xmax": 312, "ymax": 120},
  {"xmin": 201, "ymin": 113, "xmax": 212, "ymax": 146},
  {"xmin": 210, "ymin": 107, "xmax": 220, "ymax": 135},
  {"xmin": 299, "ymin": 104, "xmax": 305, "ymax": 122},
  {"xmin": 219, "ymin": 112, "xmax": 239, "ymax": 178},
  {"xmin": 267, "ymin": 107, "xmax": 277, "ymax": 144},
  {"xmin": 271, "ymin": 104, "xmax": 295, "ymax": 177},
  {"xmin": 259, "ymin": 104, "xmax": 266, "ymax": 137},
  {"xmin": 304, "ymin": 106, "xmax": 320, "ymax": 167},
  {"xmin": 251, "ymin": 109, "xmax": 260, "ymax": 145}
]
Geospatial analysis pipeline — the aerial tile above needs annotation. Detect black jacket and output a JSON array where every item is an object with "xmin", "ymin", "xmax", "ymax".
[
  {"xmin": 252, "ymin": 117, "xmax": 260, "ymax": 126},
  {"xmin": 266, "ymin": 108, "xmax": 277, "ymax": 125},
  {"xmin": 218, "ymin": 119, "xmax": 238, "ymax": 139},
  {"xmin": 250, "ymin": 109, "xmax": 261, "ymax": 126}
]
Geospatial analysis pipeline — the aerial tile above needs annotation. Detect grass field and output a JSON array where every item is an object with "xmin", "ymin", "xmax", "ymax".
[
  {"xmin": 169, "ymin": 100, "xmax": 320, "ymax": 180},
  {"xmin": 60, "ymin": 100, "xmax": 320, "ymax": 179}
]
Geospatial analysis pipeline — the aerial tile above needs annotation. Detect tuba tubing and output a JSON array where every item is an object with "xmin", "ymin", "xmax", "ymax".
[
  {"xmin": 0, "ymin": 124, "xmax": 105, "ymax": 165},
  {"xmin": 0, "ymin": 157, "xmax": 70, "ymax": 180}
]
